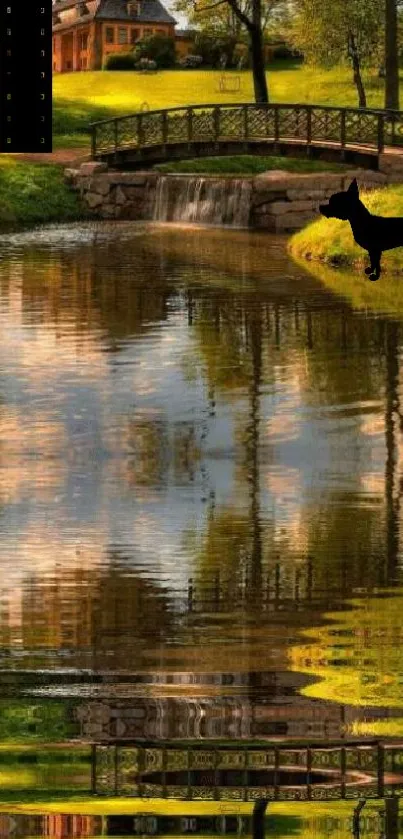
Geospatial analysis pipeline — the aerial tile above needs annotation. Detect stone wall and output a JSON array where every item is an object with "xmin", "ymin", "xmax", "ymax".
[{"xmin": 65, "ymin": 161, "xmax": 394, "ymax": 232}]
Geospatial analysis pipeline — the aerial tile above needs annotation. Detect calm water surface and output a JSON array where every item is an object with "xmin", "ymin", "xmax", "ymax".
[{"xmin": 0, "ymin": 220, "xmax": 402, "ymax": 837}]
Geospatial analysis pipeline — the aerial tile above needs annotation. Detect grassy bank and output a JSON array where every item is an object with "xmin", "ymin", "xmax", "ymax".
[
  {"xmin": 288, "ymin": 184, "xmax": 403, "ymax": 274},
  {"xmin": 0, "ymin": 158, "xmax": 86, "ymax": 230},
  {"xmin": 154, "ymin": 154, "xmax": 348, "ymax": 174}
]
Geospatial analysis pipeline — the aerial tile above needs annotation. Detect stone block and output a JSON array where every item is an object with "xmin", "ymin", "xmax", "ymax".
[
  {"xmin": 100, "ymin": 205, "xmax": 116, "ymax": 218},
  {"xmin": 266, "ymin": 200, "xmax": 293, "ymax": 215},
  {"xmin": 253, "ymin": 214, "xmax": 277, "ymax": 231},
  {"xmin": 108, "ymin": 172, "xmax": 154, "ymax": 186},
  {"xmin": 285, "ymin": 199, "xmax": 318, "ymax": 212},
  {"xmin": 275, "ymin": 211, "xmax": 315, "ymax": 230},
  {"xmin": 85, "ymin": 192, "xmax": 103, "ymax": 208},
  {"xmin": 79, "ymin": 161, "xmax": 108, "ymax": 175},
  {"xmin": 251, "ymin": 190, "xmax": 287, "ymax": 206},
  {"xmin": 125, "ymin": 186, "xmax": 147, "ymax": 200},
  {"xmin": 115, "ymin": 185, "xmax": 127, "ymax": 204},
  {"xmin": 64, "ymin": 168, "xmax": 79, "ymax": 183},
  {"xmin": 90, "ymin": 175, "xmax": 111, "ymax": 196}
]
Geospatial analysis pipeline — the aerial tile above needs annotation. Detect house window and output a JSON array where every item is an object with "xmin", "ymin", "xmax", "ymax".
[
  {"xmin": 79, "ymin": 33, "xmax": 88, "ymax": 50},
  {"xmin": 131, "ymin": 28, "xmax": 140, "ymax": 43},
  {"xmin": 118, "ymin": 27, "xmax": 128, "ymax": 44},
  {"xmin": 143, "ymin": 27, "xmax": 152, "ymax": 35},
  {"xmin": 105, "ymin": 26, "xmax": 114, "ymax": 43},
  {"xmin": 156, "ymin": 28, "xmax": 165, "ymax": 34}
]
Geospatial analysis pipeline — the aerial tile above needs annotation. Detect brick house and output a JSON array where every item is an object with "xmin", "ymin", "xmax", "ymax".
[{"xmin": 52, "ymin": 0, "xmax": 177, "ymax": 72}]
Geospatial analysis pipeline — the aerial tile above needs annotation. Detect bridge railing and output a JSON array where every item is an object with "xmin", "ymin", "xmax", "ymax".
[
  {"xmin": 90, "ymin": 103, "xmax": 403, "ymax": 158},
  {"xmin": 91, "ymin": 739, "xmax": 403, "ymax": 801}
]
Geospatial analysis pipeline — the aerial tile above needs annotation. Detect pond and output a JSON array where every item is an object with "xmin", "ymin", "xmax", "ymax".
[{"xmin": 0, "ymin": 220, "xmax": 401, "ymax": 838}]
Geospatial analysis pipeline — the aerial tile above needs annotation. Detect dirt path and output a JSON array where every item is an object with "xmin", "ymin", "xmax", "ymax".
[{"xmin": 8, "ymin": 147, "xmax": 90, "ymax": 166}]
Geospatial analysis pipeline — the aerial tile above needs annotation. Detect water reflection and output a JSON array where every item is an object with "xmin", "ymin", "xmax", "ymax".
[{"xmin": 0, "ymin": 222, "xmax": 401, "ymax": 832}]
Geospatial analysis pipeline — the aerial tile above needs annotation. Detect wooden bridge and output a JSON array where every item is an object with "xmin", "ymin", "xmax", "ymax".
[{"xmin": 90, "ymin": 103, "xmax": 403, "ymax": 170}]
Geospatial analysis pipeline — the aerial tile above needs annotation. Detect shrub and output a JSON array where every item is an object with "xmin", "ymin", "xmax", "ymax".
[
  {"xmin": 133, "ymin": 33, "xmax": 176, "ymax": 68},
  {"xmin": 272, "ymin": 44, "xmax": 303, "ymax": 60},
  {"xmin": 193, "ymin": 32, "xmax": 237, "ymax": 68},
  {"xmin": 103, "ymin": 52, "xmax": 136, "ymax": 70},
  {"xmin": 178, "ymin": 54, "xmax": 203, "ymax": 68},
  {"xmin": 135, "ymin": 57, "xmax": 157, "ymax": 71}
]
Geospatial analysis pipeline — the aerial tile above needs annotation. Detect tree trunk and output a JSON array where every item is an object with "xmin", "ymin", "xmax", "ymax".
[
  {"xmin": 348, "ymin": 31, "xmax": 367, "ymax": 108},
  {"xmin": 385, "ymin": 0, "xmax": 399, "ymax": 110},
  {"xmin": 249, "ymin": 24, "xmax": 269, "ymax": 102}
]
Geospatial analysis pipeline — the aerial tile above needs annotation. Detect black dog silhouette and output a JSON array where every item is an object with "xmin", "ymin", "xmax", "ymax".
[{"xmin": 319, "ymin": 177, "xmax": 403, "ymax": 281}]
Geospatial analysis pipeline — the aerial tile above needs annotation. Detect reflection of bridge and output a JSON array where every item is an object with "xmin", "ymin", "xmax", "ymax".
[
  {"xmin": 90, "ymin": 103, "xmax": 403, "ymax": 169},
  {"xmin": 92, "ymin": 739, "xmax": 403, "ymax": 802}
]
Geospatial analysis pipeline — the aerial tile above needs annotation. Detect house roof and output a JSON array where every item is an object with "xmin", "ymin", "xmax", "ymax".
[
  {"xmin": 52, "ymin": 0, "xmax": 176, "ymax": 30},
  {"xmin": 97, "ymin": 0, "xmax": 176, "ymax": 22}
]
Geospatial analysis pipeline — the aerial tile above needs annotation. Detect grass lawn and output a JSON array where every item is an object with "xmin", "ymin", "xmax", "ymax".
[
  {"xmin": 52, "ymin": 62, "xmax": 394, "ymax": 143},
  {"xmin": 0, "ymin": 157, "xmax": 87, "ymax": 228},
  {"xmin": 0, "ymin": 61, "xmax": 401, "ymax": 230}
]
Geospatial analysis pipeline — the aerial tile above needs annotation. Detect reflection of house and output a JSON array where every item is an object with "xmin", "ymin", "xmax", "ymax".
[{"xmin": 52, "ymin": 0, "xmax": 177, "ymax": 72}]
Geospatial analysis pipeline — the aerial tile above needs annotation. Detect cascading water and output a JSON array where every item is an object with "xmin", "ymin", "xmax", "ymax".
[{"xmin": 153, "ymin": 175, "xmax": 251, "ymax": 228}]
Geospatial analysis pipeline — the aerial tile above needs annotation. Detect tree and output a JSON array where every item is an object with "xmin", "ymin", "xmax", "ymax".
[
  {"xmin": 133, "ymin": 33, "xmax": 176, "ymax": 68},
  {"xmin": 289, "ymin": 0, "xmax": 384, "ymax": 107},
  {"xmin": 174, "ymin": 0, "xmax": 289, "ymax": 102},
  {"xmin": 385, "ymin": 0, "xmax": 399, "ymax": 109}
]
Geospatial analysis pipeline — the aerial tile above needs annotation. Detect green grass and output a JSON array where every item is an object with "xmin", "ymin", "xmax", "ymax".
[
  {"xmin": 154, "ymin": 154, "xmax": 348, "ymax": 174},
  {"xmin": 288, "ymin": 183, "xmax": 403, "ymax": 273},
  {"xmin": 0, "ymin": 158, "xmax": 88, "ymax": 229},
  {"xmin": 1, "ymin": 61, "xmax": 402, "ymax": 230},
  {"xmin": 51, "ymin": 63, "xmax": 401, "ymax": 144}
]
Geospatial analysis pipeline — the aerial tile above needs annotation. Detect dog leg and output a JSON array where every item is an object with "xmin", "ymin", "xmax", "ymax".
[{"xmin": 365, "ymin": 250, "xmax": 381, "ymax": 281}]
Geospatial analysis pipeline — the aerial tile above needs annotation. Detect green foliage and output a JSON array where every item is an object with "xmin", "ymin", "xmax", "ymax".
[
  {"xmin": 103, "ymin": 51, "xmax": 137, "ymax": 70},
  {"xmin": 289, "ymin": 0, "xmax": 384, "ymax": 69},
  {"xmin": 193, "ymin": 31, "xmax": 238, "ymax": 67},
  {"xmin": 134, "ymin": 33, "xmax": 176, "ymax": 68}
]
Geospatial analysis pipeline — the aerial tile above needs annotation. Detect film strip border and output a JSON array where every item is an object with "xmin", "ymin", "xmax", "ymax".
[{"xmin": 0, "ymin": 0, "xmax": 52, "ymax": 152}]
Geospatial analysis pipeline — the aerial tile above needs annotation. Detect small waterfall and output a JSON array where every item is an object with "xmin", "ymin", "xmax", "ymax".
[{"xmin": 153, "ymin": 176, "xmax": 251, "ymax": 228}]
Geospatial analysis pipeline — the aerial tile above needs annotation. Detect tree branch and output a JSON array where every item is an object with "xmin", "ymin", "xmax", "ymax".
[
  {"xmin": 225, "ymin": 0, "xmax": 252, "ymax": 29},
  {"xmin": 193, "ymin": 0, "xmax": 229, "ymax": 12}
]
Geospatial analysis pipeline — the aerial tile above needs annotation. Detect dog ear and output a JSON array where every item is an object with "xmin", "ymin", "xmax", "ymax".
[{"xmin": 348, "ymin": 178, "xmax": 359, "ymax": 197}]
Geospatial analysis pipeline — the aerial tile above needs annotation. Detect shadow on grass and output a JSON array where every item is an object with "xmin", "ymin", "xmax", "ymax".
[{"xmin": 53, "ymin": 96, "xmax": 118, "ymax": 135}]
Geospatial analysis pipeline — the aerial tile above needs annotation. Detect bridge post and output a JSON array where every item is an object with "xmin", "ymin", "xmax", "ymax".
[
  {"xmin": 114, "ymin": 119, "xmax": 118, "ymax": 154},
  {"xmin": 162, "ymin": 112, "xmax": 168, "ymax": 145},
  {"xmin": 90, "ymin": 125, "xmax": 96, "ymax": 159},
  {"xmin": 187, "ymin": 108, "xmax": 193, "ymax": 143},
  {"xmin": 274, "ymin": 105, "xmax": 280, "ymax": 152},
  {"xmin": 306, "ymin": 106, "xmax": 312, "ymax": 158},
  {"xmin": 340, "ymin": 110, "xmax": 346, "ymax": 161},
  {"xmin": 243, "ymin": 105, "xmax": 248, "ymax": 140},
  {"xmin": 377, "ymin": 743, "xmax": 385, "ymax": 798},
  {"xmin": 137, "ymin": 114, "xmax": 144, "ymax": 147},
  {"xmin": 377, "ymin": 113, "xmax": 385, "ymax": 153},
  {"xmin": 213, "ymin": 107, "xmax": 220, "ymax": 144}
]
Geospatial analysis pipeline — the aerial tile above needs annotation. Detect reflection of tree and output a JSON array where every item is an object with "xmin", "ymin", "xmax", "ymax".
[
  {"xmin": 384, "ymin": 320, "xmax": 400, "ymax": 586},
  {"xmin": 289, "ymin": 591, "xmax": 403, "ymax": 734}
]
